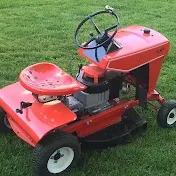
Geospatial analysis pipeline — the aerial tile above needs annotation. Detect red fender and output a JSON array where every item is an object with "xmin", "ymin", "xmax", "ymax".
[{"xmin": 0, "ymin": 82, "xmax": 77, "ymax": 147}]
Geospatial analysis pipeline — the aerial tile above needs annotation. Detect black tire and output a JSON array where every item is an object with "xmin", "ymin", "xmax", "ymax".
[
  {"xmin": 157, "ymin": 100, "xmax": 176, "ymax": 128},
  {"xmin": 0, "ymin": 107, "xmax": 12, "ymax": 132},
  {"xmin": 33, "ymin": 131, "xmax": 81, "ymax": 176}
]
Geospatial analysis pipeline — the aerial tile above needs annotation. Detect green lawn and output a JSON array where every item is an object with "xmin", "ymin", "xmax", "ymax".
[{"xmin": 0, "ymin": 0, "xmax": 176, "ymax": 176}]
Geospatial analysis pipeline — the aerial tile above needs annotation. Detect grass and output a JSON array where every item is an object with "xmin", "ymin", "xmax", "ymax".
[{"xmin": 0, "ymin": 0, "xmax": 176, "ymax": 176}]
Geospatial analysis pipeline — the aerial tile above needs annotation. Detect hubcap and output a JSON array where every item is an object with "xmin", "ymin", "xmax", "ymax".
[
  {"xmin": 167, "ymin": 108, "xmax": 176, "ymax": 125},
  {"xmin": 47, "ymin": 147, "xmax": 74, "ymax": 174}
]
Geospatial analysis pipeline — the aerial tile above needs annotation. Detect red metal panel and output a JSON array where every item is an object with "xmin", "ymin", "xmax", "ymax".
[
  {"xmin": 107, "ymin": 44, "xmax": 168, "ymax": 72},
  {"xmin": 0, "ymin": 82, "xmax": 77, "ymax": 146},
  {"xmin": 7, "ymin": 115, "xmax": 35, "ymax": 146},
  {"xmin": 148, "ymin": 56, "xmax": 165, "ymax": 92},
  {"xmin": 64, "ymin": 100, "xmax": 139, "ymax": 137},
  {"xmin": 64, "ymin": 91, "xmax": 165, "ymax": 138}
]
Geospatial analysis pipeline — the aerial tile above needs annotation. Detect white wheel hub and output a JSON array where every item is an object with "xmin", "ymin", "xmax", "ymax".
[
  {"xmin": 47, "ymin": 147, "xmax": 74, "ymax": 174},
  {"xmin": 167, "ymin": 108, "xmax": 176, "ymax": 125}
]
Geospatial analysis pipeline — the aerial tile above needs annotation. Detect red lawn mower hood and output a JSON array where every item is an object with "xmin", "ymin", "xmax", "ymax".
[{"xmin": 79, "ymin": 25, "xmax": 170, "ymax": 72}]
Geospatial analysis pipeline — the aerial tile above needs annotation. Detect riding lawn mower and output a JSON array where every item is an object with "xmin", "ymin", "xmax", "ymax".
[{"xmin": 0, "ymin": 6, "xmax": 175, "ymax": 176}]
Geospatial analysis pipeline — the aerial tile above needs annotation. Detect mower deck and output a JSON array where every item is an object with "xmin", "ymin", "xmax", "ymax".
[{"xmin": 81, "ymin": 108, "xmax": 147, "ymax": 149}]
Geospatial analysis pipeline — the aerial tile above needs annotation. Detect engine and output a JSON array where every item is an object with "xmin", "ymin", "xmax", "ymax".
[
  {"xmin": 67, "ymin": 64, "xmax": 123, "ymax": 116},
  {"xmin": 35, "ymin": 64, "xmax": 124, "ymax": 117}
]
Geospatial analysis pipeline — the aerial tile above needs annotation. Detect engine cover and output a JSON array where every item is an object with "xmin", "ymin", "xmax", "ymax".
[
  {"xmin": 74, "ymin": 90, "xmax": 109, "ymax": 108},
  {"xmin": 76, "ymin": 64, "xmax": 108, "ymax": 94},
  {"xmin": 74, "ymin": 90, "xmax": 111, "ymax": 115}
]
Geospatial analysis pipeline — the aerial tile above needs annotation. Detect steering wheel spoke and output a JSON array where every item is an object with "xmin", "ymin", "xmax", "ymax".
[
  {"xmin": 89, "ymin": 16, "xmax": 101, "ymax": 34},
  {"xmin": 105, "ymin": 24, "xmax": 118, "ymax": 34},
  {"xmin": 83, "ymin": 37, "xmax": 96, "ymax": 47}
]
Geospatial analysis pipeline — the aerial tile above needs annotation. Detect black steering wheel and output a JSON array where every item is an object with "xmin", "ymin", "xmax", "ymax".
[{"xmin": 75, "ymin": 6, "xmax": 119, "ymax": 50}]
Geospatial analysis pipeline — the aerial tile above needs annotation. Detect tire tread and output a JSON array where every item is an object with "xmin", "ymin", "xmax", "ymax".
[{"xmin": 157, "ymin": 100, "xmax": 176, "ymax": 128}]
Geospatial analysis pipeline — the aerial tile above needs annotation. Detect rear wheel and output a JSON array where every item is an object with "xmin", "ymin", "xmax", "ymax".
[
  {"xmin": 0, "ymin": 107, "xmax": 12, "ymax": 132},
  {"xmin": 157, "ymin": 100, "xmax": 176, "ymax": 128},
  {"xmin": 33, "ymin": 131, "xmax": 81, "ymax": 176}
]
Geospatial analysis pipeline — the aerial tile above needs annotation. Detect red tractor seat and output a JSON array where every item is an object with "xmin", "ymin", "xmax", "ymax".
[{"xmin": 19, "ymin": 62, "xmax": 87, "ymax": 96}]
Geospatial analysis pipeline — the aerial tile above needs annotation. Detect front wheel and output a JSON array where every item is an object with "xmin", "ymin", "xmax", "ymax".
[
  {"xmin": 33, "ymin": 131, "xmax": 81, "ymax": 176},
  {"xmin": 157, "ymin": 100, "xmax": 176, "ymax": 128}
]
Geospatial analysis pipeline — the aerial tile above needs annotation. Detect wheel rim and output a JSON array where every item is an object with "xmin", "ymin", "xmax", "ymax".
[
  {"xmin": 47, "ymin": 147, "xmax": 74, "ymax": 174},
  {"xmin": 167, "ymin": 108, "xmax": 176, "ymax": 125},
  {"xmin": 4, "ymin": 116, "xmax": 11, "ymax": 129}
]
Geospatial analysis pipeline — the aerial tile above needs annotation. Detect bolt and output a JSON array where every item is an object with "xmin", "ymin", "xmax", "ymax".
[
  {"xmin": 27, "ymin": 135, "xmax": 31, "ymax": 139},
  {"xmin": 86, "ymin": 120, "xmax": 92, "ymax": 125},
  {"xmin": 124, "ymin": 105, "xmax": 129, "ymax": 109},
  {"xmin": 50, "ymin": 156, "xmax": 54, "ymax": 159},
  {"xmin": 54, "ymin": 160, "xmax": 58, "ymax": 163}
]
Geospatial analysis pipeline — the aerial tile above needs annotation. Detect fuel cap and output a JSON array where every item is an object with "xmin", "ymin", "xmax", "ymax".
[{"xmin": 144, "ymin": 28, "xmax": 151, "ymax": 34}]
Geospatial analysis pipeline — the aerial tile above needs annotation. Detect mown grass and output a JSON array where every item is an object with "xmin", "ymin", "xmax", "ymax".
[{"xmin": 0, "ymin": 0, "xmax": 176, "ymax": 176}]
